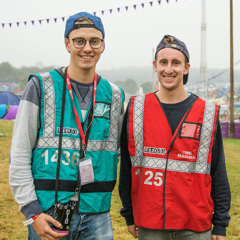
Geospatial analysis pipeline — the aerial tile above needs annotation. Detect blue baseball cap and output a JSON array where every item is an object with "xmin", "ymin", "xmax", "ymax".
[
  {"xmin": 64, "ymin": 12, "xmax": 105, "ymax": 38},
  {"xmin": 155, "ymin": 35, "xmax": 189, "ymax": 61}
]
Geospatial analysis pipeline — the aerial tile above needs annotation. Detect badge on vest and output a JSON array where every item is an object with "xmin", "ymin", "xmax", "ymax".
[
  {"xmin": 79, "ymin": 157, "xmax": 94, "ymax": 185},
  {"xmin": 57, "ymin": 127, "xmax": 78, "ymax": 136},
  {"xmin": 179, "ymin": 122, "xmax": 202, "ymax": 140},
  {"xmin": 144, "ymin": 147, "xmax": 167, "ymax": 155}
]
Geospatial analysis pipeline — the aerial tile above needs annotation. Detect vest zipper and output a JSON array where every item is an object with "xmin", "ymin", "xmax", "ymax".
[{"xmin": 161, "ymin": 99, "xmax": 196, "ymax": 229}]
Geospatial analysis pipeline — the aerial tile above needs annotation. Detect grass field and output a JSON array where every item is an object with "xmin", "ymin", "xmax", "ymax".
[{"xmin": 0, "ymin": 119, "xmax": 239, "ymax": 240}]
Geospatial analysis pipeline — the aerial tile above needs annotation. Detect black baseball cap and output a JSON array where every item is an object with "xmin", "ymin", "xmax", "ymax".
[{"xmin": 155, "ymin": 35, "xmax": 190, "ymax": 85}]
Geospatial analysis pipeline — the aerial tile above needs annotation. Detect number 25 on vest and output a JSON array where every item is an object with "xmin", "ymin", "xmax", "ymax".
[{"xmin": 135, "ymin": 168, "xmax": 163, "ymax": 186}]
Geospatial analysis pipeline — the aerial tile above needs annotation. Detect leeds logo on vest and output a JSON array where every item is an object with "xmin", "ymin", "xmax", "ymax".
[
  {"xmin": 57, "ymin": 127, "xmax": 78, "ymax": 136},
  {"xmin": 144, "ymin": 147, "xmax": 167, "ymax": 155}
]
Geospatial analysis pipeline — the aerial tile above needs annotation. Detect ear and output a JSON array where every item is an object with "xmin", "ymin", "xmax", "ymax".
[
  {"xmin": 101, "ymin": 39, "xmax": 105, "ymax": 53},
  {"xmin": 153, "ymin": 60, "xmax": 157, "ymax": 72},
  {"xmin": 64, "ymin": 38, "xmax": 70, "ymax": 53},
  {"xmin": 184, "ymin": 62, "xmax": 190, "ymax": 75}
]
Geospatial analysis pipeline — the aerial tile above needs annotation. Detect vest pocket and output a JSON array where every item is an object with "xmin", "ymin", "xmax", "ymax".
[
  {"xmin": 179, "ymin": 122, "xmax": 202, "ymax": 140},
  {"xmin": 94, "ymin": 102, "xmax": 111, "ymax": 119}
]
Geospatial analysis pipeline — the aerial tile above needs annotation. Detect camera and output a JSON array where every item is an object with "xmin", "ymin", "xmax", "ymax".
[{"xmin": 52, "ymin": 202, "xmax": 75, "ymax": 234}]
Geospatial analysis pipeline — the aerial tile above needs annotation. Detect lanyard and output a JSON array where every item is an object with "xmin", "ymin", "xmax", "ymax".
[{"xmin": 66, "ymin": 70, "xmax": 97, "ymax": 149}]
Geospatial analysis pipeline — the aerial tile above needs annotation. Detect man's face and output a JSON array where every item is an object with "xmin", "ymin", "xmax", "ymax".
[
  {"xmin": 153, "ymin": 48, "xmax": 190, "ymax": 91},
  {"xmin": 65, "ymin": 26, "xmax": 104, "ymax": 71}
]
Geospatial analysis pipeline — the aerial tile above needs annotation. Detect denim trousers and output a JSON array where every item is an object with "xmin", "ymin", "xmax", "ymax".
[
  {"xmin": 28, "ymin": 211, "xmax": 113, "ymax": 240},
  {"xmin": 138, "ymin": 227, "xmax": 212, "ymax": 240}
]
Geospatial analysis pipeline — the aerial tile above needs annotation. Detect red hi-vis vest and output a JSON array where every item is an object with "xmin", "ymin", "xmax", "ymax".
[{"xmin": 128, "ymin": 93, "xmax": 219, "ymax": 232}]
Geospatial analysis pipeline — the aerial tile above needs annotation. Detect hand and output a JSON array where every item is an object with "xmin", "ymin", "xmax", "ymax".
[
  {"xmin": 31, "ymin": 213, "xmax": 67, "ymax": 240},
  {"xmin": 128, "ymin": 224, "xmax": 138, "ymax": 239},
  {"xmin": 212, "ymin": 235, "xmax": 226, "ymax": 240}
]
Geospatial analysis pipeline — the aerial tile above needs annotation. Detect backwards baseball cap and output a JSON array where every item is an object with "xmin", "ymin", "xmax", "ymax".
[
  {"xmin": 64, "ymin": 12, "xmax": 105, "ymax": 39},
  {"xmin": 155, "ymin": 35, "xmax": 190, "ymax": 84}
]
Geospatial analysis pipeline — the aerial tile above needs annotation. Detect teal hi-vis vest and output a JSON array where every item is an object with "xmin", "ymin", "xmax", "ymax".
[{"xmin": 31, "ymin": 69, "xmax": 124, "ymax": 213}]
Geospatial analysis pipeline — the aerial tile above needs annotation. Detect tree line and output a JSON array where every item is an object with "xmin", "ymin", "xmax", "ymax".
[
  {"xmin": 0, "ymin": 62, "xmax": 54, "ymax": 89},
  {"xmin": 0, "ymin": 62, "xmax": 153, "ymax": 94}
]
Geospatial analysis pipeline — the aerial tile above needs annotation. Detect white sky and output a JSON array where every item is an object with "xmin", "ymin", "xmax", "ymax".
[{"xmin": 0, "ymin": 0, "xmax": 239, "ymax": 71}]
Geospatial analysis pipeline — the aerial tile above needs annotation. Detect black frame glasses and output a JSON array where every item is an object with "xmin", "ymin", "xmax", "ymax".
[{"xmin": 69, "ymin": 37, "xmax": 103, "ymax": 49}]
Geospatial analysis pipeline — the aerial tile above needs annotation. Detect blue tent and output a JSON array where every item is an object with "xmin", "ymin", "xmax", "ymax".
[
  {"xmin": 0, "ymin": 91, "xmax": 20, "ymax": 105},
  {"xmin": 0, "ymin": 104, "xmax": 7, "ymax": 118}
]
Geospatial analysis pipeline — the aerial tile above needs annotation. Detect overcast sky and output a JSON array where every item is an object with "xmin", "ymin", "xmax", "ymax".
[{"xmin": 0, "ymin": 0, "xmax": 239, "ymax": 72}]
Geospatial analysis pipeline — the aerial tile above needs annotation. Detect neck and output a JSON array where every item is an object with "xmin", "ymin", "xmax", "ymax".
[
  {"xmin": 156, "ymin": 87, "xmax": 188, "ymax": 104},
  {"xmin": 64, "ymin": 65, "xmax": 95, "ymax": 84}
]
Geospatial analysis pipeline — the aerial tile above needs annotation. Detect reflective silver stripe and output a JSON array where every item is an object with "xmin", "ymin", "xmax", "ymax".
[
  {"xmin": 36, "ymin": 137, "xmax": 117, "ymax": 151},
  {"xmin": 133, "ymin": 95, "xmax": 145, "ymax": 156},
  {"xmin": 131, "ymin": 156, "xmax": 210, "ymax": 174},
  {"xmin": 36, "ymin": 75, "xmax": 122, "ymax": 152},
  {"xmin": 42, "ymin": 72, "xmax": 55, "ymax": 137},
  {"xmin": 37, "ymin": 137, "xmax": 80, "ymax": 150},
  {"xmin": 197, "ymin": 102, "xmax": 215, "ymax": 163},
  {"xmin": 108, "ymin": 83, "xmax": 122, "ymax": 141},
  {"xmin": 87, "ymin": 140, "xmax": 117, "ymax": 151}
]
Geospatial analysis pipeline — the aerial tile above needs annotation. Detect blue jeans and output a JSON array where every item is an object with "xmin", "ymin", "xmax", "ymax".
[
  {"xmin": 138, "ymin": 228, "xmax": 212, "ymax": 240},
  {"xmin": 28, "ymin": 211, "xmax": 113, "ymax": 240}
]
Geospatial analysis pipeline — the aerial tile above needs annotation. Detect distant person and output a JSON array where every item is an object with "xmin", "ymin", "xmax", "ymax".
[
  {"xmin": 9, "ymin": 12, "xmax": 124, "ymax": 239},
  {"xmin": 119, "ymin": 35, "xmax": 231, "ymax": 240}
]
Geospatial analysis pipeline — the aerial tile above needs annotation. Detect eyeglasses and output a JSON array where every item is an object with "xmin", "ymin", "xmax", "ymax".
[{"xmin": 69, "ymin": 37, "xmax": 103, "ymax": 49}]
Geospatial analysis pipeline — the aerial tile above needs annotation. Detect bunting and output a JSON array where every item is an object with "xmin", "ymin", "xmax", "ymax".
[
  {"xmin": 0, "ymin": 0, "xmax": 175, "ymax": 29},
  {"xmin": 187, "ymin": 59, "xmax": 240, "ymax": 86}
]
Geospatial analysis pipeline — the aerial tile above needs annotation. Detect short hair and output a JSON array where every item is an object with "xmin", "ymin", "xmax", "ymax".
[{"xmin": 75, "ymin": 17, "xmax": 94, "ymax": 24}]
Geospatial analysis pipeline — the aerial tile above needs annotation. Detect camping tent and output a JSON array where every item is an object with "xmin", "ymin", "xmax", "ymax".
[
  {"xmin": 3, "ymin": 105, "xmax": 18, "ymax": 120},
  {"xmin": 12, "ymin": 89, "xmax": 24, "ymax": 99},
  {"xmin": 0, "ymin": 104, "xmax": 7, "ymax": 118},
  {"xmin": 0, "ymin": 91, "xmax": 20, "ymax": 105}
]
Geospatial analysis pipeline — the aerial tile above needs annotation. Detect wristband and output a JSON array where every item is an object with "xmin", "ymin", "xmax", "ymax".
[{"xmin": 23, "ymin": 214, "xmax": 40, "ymax": 226}]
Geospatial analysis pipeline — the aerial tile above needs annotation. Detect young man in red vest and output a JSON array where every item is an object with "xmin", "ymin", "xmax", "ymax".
[{"xmin": 119, "ymin": 35, "xmax": 231, "ymax": 240}]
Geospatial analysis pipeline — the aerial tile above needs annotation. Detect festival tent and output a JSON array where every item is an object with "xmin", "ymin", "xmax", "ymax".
[
  {"xmin": 0, "ymin": 104, "xmax": 7, "ymax": 118},
  {"xmin": 0, "ymin": 91, "xmax": 20, "ymax": 105},
  {"xmin": 234, "ymin": 103, "xmax": 240, "ymax": 108},
  {"xmin": 12, "ymin": 89, "xmax": 24, "ymax": 99},
  {"xmin": 3, "ymin": 105, "xmax": 19, "ymax": 120}
]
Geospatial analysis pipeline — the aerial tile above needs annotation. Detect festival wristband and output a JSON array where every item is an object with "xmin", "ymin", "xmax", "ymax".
[{"xmin": 23, "ymin": 214, "xmax": 40, "ymax": 226}]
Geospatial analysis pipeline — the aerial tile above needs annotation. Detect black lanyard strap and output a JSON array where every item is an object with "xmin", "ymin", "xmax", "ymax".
[{"xmin": 55, "ymin": 67, "xmax": 67, "ymax": 204}]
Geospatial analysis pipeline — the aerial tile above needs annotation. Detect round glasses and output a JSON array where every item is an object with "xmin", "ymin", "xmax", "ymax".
[{"xmin": 69, "ymin": 37, "xmax": 103, "ymax": 49}]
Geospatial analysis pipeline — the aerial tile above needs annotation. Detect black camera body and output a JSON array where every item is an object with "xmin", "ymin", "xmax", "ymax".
[{"xmin": 52, "ymin": 202, "xmax": 75, "ymax": 234}]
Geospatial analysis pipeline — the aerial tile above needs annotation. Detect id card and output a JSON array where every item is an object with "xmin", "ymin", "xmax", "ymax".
[{"xmin": 79, "ymin": 157, "xmax": 94, "ymax": 185}]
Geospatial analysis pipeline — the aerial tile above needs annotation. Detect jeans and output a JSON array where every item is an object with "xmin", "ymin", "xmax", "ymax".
[
  {"xmin": 138, "ymin": 228, "xmax": 212, "ymax": 240},
  {"xmin": 28, "ymin": 211, "xmax": 113, "ymax": 240}
]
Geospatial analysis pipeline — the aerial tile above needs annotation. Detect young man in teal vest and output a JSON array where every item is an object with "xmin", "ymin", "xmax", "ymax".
[
  {"xmin": 9, "ymin": 12, "xmax": 124, "ymax": 239},
  {"xmin": 119, "ymin": 35, "xmax": 231, "ymax": 240}
]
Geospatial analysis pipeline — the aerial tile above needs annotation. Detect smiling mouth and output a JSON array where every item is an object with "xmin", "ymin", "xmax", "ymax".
[
  {"xmin": 81, "ymin": 56, "xmax": 93, "ymax": 59},
  {"xmin": 164, "ymin": 76, "xmax": 175, "ymax": 79}
]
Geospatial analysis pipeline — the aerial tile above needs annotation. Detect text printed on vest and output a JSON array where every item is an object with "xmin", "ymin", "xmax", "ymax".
[{"xmin": 41, "ymin": 149, "xmax": 80, "ymax": 166}]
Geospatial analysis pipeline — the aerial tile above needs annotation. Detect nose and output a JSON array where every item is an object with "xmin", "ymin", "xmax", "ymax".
[
  {"xmin": 83, "ymin": 40, "xmax": 92, "ymax": 52},
  {"xmin": 165, "ymin": 63, "xmax": 173, "ymax": 74}
]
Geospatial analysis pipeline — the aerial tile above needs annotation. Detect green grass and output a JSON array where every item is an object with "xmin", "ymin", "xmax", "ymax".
[
  {"xmin": 223, "ymin": 139, "xmax": 240, "ymax": 239},
  {"xmin": 0, "ymin": 119, "xmax": 239, "ymax": 239}
]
